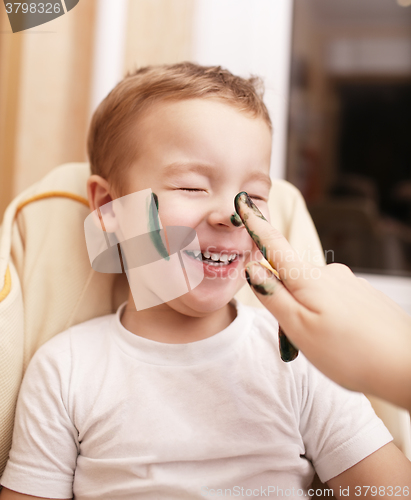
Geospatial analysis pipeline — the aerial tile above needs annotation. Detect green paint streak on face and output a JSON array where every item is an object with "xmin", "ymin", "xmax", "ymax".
[
  {"xmin": 152, "ymin": 192, "xmax": 159, "ymax": 211},
  {"xmin": 147, "ymin": 192, "xmax": 170, "ymax": 261},
  {"xmin": 230, "ymin": 212, "xmax": 243, "ymax": 227},
  {"xmin": 279, "ymin": 328, "xmax": 299, "ymax": 362}
]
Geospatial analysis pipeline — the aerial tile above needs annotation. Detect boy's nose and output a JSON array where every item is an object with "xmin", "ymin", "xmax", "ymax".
[{"xmin": 207, "ymin": 201, "xmax": 244, "ymax": 230}]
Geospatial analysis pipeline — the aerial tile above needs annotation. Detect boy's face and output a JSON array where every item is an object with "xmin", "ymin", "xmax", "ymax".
[{"xmin": 120, "ymin": 98, "xmax": 272, "ymax": 317}]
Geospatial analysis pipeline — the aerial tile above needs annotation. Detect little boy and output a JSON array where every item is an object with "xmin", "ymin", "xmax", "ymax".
[{"xmin": 1, "ymin": 63, "xmax": 410, "ymax": 499}]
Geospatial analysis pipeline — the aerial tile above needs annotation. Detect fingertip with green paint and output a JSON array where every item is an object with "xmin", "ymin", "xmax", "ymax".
[
  {"xmin": 234, "ymin": 192, "xmax": 268, "ymax": 260},
  {"xmin": 234, "ymin": 191, "xmax": 267, "ymax": 222},
  {"xmin": 278, "ymin": 327, "xmax": 299, "ymax": 362},
  {"xmin": 245, "ymin": 261, "xmax": 277, "ymax": 296}
]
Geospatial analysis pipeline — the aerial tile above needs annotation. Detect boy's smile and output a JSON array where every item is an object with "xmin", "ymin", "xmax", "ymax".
[{"xmin": 89, "ymin": 97, "xmax": 272, "ymax": 342}]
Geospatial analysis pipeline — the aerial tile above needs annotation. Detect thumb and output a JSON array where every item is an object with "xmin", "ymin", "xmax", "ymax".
[{"xmin": 245, "ymin": 261, "xmax": 301, "ymax": 362}]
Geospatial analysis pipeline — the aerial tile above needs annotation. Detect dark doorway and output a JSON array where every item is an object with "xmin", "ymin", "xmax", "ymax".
[{"xmin": 337, "ymin": 81, "xmax": 411, "ymax": 223}]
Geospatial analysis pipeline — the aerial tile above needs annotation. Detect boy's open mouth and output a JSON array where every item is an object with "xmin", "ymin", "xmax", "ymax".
[{"xmin": 183, "ymin": 250, "xmax": 239, "ymax": 266}]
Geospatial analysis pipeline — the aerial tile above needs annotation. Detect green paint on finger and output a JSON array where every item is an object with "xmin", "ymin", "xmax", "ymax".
[
  {"xmin": 247, "ymin": 229, "xmax": 267, "ymax": 260},
  {"xmin": 234, "ymin": 191, "xmax": 267, "ymax": 221},
  {"xmin": 234, "ymin": 192, "xmax": 268, "ymax": 259},
  {"xmin": 279, "ymin": 327, "xmax": 299, "ymax": 362},
  {"xmin": 251, "ymin": 281, "xmax": 274, "ymax": 296},
  {"xmin": 245, "ymin": 268, "xmax": 275, "ymax": 295}
]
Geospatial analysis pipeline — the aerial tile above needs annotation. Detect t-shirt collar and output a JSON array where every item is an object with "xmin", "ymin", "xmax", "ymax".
[{"xmin": 111, "ymin": 298, "xmax": 253, "ymax": 366}]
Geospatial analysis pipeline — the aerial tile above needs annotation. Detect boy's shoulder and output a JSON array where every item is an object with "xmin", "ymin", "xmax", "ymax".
[{"xmin": 33, "ymin": 310, "xmax": 116, "ymax": 363}]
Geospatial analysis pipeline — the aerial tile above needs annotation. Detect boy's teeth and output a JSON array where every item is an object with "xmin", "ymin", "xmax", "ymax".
[
  {"xmin": 183, "ymin": 249, "xmax": 238, "ymax": 264},
  {"xmin": 200, "ymin": 251, "xmax": 238, "ymax": 263}
]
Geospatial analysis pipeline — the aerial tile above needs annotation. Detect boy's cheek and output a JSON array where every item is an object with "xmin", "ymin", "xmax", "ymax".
[
  {"xmin": 159, "ymin": 207, "xmax": 199, "ymax": 230},
  {"xmin": 158, "ymin": 195, "xmax": 204, "ymax": 227}
]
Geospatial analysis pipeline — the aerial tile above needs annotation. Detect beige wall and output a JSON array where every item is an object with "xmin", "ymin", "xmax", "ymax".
[
  {"xmin": 0, "ymin": 7, "xmax": 23, "ymax": 218},
  {"xmin": 0, "ymin": 0, "xmax": 196, "ymax": 221},
  {"xmin": 124, "ymin": 0, "xmax": 194, "ymax": 73},
  {"xmin": 11, "ymin": 0, "xmax": 97, "ymax": 198},
  {"xmin": 0, "ymin": 0, "xmax": 96, "ymax": 219}
]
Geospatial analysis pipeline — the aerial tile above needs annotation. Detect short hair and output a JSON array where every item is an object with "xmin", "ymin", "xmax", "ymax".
[{"xmin": 87, "ymin": 62, "xmax": 272, "ymax": 194}]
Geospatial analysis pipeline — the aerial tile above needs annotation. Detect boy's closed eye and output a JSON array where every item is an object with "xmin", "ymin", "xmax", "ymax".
[
  {"xmin": 178, "ymin": 187, "xmax": 207, "ymax": 192},
  {"xmin": 178, "ymin": 187, "xmax": 267, "ymax": 202},
  {"xmin": 248, "ymin": 195, "xmax": 266, "ymax": 201}
]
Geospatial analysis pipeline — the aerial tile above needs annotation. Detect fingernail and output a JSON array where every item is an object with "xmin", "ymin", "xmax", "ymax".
[
  {"xmin": 230, "ymin": 212, "xmax": 243, "ymax": 227},
  {"xmin": 279, "ymin": 326, "xmax": 299, "ymax": 362},
  {"xmin": 245, "ymin": 261, "xmax": 275, "ymax": 296}
]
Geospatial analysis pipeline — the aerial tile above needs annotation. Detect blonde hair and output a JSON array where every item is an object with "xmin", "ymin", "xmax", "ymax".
[{"xmin": 87, "ymin": 62, "xmax": 272, "ymax": 193}]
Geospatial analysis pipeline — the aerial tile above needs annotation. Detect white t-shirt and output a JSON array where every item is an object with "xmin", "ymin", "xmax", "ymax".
[{"xmin": 1, "ymin": 300, "xmax": 392, "ymax": 499}]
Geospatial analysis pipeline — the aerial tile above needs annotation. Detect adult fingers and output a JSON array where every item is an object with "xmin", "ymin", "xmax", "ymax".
[
  {"xmin": 235, "ymin": 191, "xmax": 313, "ymax": 291},
  {"xmin": 245, "ymin": 261, "xmax": 310, "ymax": 354}
]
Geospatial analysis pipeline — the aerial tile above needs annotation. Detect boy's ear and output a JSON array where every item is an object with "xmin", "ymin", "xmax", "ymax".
[{"xmin": 86, "ymin": 175, "xmax": 118, "ymax": 232}]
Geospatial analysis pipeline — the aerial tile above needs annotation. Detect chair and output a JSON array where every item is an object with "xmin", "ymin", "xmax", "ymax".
[{"xmin": 2, "ymin": 162, "xmax": 407, "ymax": 494}]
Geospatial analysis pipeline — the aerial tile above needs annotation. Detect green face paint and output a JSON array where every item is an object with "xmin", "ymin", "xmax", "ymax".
[
  {"xmin": 230, "ymin": 212, "xmax": 243, "ymax": 227},
  {"xmin": 147, "ymin": 192, "xmax": 170, "ymax": 261}
]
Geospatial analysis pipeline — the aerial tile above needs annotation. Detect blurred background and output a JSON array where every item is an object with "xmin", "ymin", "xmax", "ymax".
[
  {"xmin": 1, "ymin": 0, "xmax": 410, "ymax": 304},
  {"xmin": 289, "ymin": 0, "xmax": 411, "ymax": 279}
]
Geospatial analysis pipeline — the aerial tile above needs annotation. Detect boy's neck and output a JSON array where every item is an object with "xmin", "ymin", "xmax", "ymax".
[{"xmin": 120, "ymin": 295, "xmax": 237, "ymax": 344}]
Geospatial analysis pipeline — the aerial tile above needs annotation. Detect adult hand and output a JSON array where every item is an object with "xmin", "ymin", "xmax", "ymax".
[{"xmin": 235, "ymin": 192, "xmax": 411, "ymax": 411}]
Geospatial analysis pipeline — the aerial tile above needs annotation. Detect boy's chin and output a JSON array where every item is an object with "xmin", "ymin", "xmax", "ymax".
[{"xmin": 173, "ymin": 278, "xmax": 245, "ymax": 316}]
